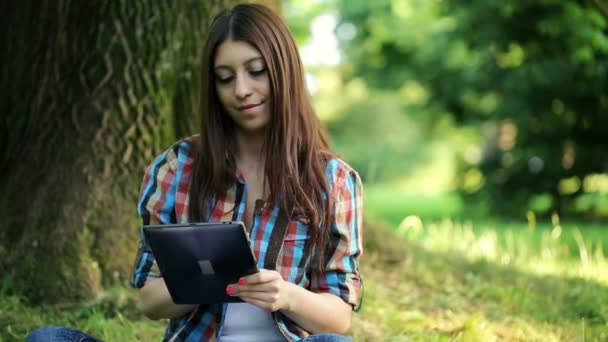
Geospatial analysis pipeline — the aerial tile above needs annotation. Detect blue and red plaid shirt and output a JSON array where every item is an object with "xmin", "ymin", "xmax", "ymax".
[{"xmin": 131, "ymin": 137, "xmax": 364, "ymax": 341}]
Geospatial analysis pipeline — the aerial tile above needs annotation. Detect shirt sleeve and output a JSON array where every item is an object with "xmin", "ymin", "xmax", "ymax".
[
  {"xmin": 308, "ymin": 165, "xmax": 364, "ymax": 310},
  {"xmin": 130, "ymin": 147, "xmax": 179, "ymax": 289}
]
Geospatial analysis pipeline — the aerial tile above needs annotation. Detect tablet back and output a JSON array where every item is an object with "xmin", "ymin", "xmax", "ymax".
[{"xmin": 143, "ymin": 222, "xmax": 259, "ymax": 304}]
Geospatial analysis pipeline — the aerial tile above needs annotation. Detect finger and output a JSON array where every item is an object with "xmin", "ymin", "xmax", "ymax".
[
  {"xmin": 231, "ymin": 281, "xmax": 280, "ymax": 294},
  {"xmin": 237, "ymin": 290, "xmax": 278, "ymax": 302},
  {"xmin": 225, "ymin": 275, "xmax": 267, "ymax": 288},
  {"xmin": 239, "ymin": 296, "xmax": 279, "ymax": 312},
  {"xmin": 239, "ymin": 269, "xmax": 281, "ymax": 285}
]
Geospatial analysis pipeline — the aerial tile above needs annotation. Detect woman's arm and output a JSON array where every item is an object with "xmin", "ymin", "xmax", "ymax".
[
  {"xmin": 229, "ymin": 163, "xmax": 363, "ymax": 334},
  {"xmin": 139, "ymin": 276, "xmax": 197, "ymax": 320},
  {"xmin": 282, "ymin": 283, "xmax": 352, "ymax": 334},
  {"xmin": 137, "ymin": 217, "xmax": 196, "ymax": 320},
  {"xmin": 228, "ymin": 269, "xmax": 352, "ymax": 334},
  {"xmin": 132, "ymin": 143, "xmax": 200, "ymax": 320}
]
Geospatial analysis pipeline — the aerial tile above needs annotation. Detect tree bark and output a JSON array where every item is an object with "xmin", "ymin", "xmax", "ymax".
[
  {"xmin": 230, "ymin": 0, "xmax": 283, "ymax": 14},
  {"xmin": 590, "ymin": 0, "xmax": 608, "ymax": 19},
  {"xmin": 0, "ymin": 0, "xmax": 228, "ymax": 304},
  {"xmin": 1, "ymin": 0, "xmax": 284, "ymax": 305}
]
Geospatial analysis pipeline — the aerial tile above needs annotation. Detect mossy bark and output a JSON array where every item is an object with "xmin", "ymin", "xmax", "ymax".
[
  {"xmin": 1, "ymin": 0, "xmax": 283, "ymax": 305},
  {"xmin": 0, "ymin": 0, "xmax": 229, "ymax": 304},
  {"xmin": 230, "ymin": 0, "xmax": 282, "ymax": 14}
]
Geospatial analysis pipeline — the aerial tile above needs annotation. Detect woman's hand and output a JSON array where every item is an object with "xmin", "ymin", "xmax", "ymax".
[
  {"xmin": 226, "ymin": 269, "xmax": 292, "ymax": 312},
  {"xmin": 226, "ymin": 269, "xmax": 352, "ymax": 334}
]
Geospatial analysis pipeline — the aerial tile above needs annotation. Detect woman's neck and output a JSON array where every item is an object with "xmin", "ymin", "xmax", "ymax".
[{"xmin": 234, "ymin": 129, "xmax": 265, "ymax": 169}]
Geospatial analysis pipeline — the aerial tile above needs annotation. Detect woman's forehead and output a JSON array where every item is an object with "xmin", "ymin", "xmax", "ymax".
[{"xmin": 214, "ymin": 40, "xmax": 264, "ymax": 68}]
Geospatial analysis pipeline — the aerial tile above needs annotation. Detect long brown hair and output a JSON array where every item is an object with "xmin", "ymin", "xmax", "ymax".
[{"xmin": 189, "ymin": 4, "xmax": 334, "ymax": 266}]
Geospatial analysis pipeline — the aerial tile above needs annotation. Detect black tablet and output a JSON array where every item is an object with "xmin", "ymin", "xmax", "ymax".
[{"xmin": 142, "ymin": 221, "xmax": 259, "ymax": 304}]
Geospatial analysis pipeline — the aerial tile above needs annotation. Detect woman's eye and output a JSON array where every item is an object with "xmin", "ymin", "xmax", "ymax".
[
  {"xmin": 216, "ymin": 75, "xmax": 233, "ymax": 84},
  {"xmin": 249, "ymin": 68, "xmax": 267, "ymax": 77}
]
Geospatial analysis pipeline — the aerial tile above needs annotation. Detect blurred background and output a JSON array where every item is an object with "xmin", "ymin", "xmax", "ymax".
[
  {"xmin": 291, "ymin": 0, "xmax": 608, "ymax": 222},
  {"xmin": 1, "ymin": 0, "xmax": 607, "ymax": 340}
]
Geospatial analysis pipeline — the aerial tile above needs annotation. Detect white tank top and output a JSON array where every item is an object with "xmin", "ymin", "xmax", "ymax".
[{"xmin": 219, "ymin": 303, "xmax": 286, "ymax": 341}]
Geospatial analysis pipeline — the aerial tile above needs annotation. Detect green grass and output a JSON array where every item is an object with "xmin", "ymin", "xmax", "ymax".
[
  {"xmin": 351, "ymin": 187, "xmax": 608, "ymax": 341},
  {"xmin": 350, "ymin": 220, "xmax": 608, "ymax": 341},
  {"xmin": 0, "ymin": 288, "xmax": 165, "ymax": 341},
  {"xmin": 4, "ymin": 219, "xmax": 607, "ymax": 341},
  {"xmin": 2, "ymin": 187, "xmax": 608, "ymax": 341},
  {"xmin": 365, "ymin": 184, "xmax": 608, "ymax": 258}
]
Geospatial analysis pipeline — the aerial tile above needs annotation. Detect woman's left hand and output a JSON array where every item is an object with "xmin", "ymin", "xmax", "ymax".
[{"xmin": 226, "ymin": 269, "xmax": 292, "ymax": 312}]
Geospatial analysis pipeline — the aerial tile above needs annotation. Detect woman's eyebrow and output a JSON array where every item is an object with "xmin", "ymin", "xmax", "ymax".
[{"xmin": 214, "ymin": 57, "xmax": 264, "ymax": 70}]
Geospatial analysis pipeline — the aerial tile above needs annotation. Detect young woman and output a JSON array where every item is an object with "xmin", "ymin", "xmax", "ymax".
[{"xmin": 27, "ymin": 4, "xmax": 363, "ymax": 342}]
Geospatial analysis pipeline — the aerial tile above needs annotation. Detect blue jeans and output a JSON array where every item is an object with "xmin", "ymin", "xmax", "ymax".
[
  {"xmin": 26, "ymin": 326, "xmax": 350, "ymax": 342},
  {"xmin": 302, "ymin": 334, "xmax": 352, "ymax": 342},
  {"xmin": 26, "ymin": 326, "xmax": 101, "ymax": 342}
]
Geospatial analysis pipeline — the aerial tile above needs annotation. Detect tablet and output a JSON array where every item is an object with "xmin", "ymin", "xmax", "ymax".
[{"xmin": 142, "ymin": 221, "xmax": 259, "ymax": 304}]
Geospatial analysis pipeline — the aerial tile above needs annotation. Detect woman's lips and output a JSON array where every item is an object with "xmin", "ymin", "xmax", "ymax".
[{"xmin": 238, "ymin": 102, "xmax": 262, "ymax": 114}]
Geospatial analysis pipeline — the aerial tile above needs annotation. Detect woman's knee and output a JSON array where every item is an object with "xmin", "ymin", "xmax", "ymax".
[
  {"xmin": 302, "ymin": 333, "xmax": 353, "ymax": 342},
  {"xmin": 26, "ymin": 326, "xmax": 63, "ymax": 342},
  {"xmin": 26, "ymin": 326, "xmax": 100, "ymax": 342}
]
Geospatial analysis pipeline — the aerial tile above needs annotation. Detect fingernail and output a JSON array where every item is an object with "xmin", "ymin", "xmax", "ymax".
[
  {"xmin": 238, "ymin": 278, "xmax": 246, "ymax": 285},
  {"xmin": 226, "ymin": 285, "xmax": 234, "ymax": 295}
]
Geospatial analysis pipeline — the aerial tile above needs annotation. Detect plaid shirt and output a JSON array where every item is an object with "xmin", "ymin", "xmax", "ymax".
[{"xmin": 131, "ymin": 137, "xmax": 363, "ymax": 341}]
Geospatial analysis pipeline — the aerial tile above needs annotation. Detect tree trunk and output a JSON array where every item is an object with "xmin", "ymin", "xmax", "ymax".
[
  {"xmin": 0, "ymin": 0, "xmax": 229, "ymax": 304},
  {"xmin": 230, "ymin": 0, "xmax": 282, "ymax": 14},
  {"xmin": 1, "ymin": 0, "xmax": 283, "ymax": 305}
]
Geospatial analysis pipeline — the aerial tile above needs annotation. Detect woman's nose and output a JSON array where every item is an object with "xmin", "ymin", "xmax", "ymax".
[{"xmin": 234, "ymin": 74, "xmax": 252, "ymax": 99}]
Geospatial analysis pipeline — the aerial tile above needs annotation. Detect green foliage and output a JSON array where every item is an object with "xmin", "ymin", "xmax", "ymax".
[
  {"xmin": 326, "ymin": 90, "xmax": 428, "ymax": 182},
  {"xmin": 285, "ymin": 0, "xmax": 336, "ymax": 46},
  {"xmin": 365, "ymin": 185, "xmax": 463, "ymax": 221},
  {"xmin": 334, "ymin": 0, "xmax": 608, "ymax": 218},
  {"xmin": 445, "ymin": 0, "xmax": 608, "ymax": 218}
]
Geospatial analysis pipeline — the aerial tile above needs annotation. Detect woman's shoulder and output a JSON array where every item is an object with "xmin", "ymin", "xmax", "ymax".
[
  {"xmin": 324, "ymin": 157, "xmax": 357, "ymax": 174},
  {"xmin": 323, "ymin": 156, "xmax": 362, "ymax": 188},
  {"xmin": 147, "ymin": 135, "xmax": 199, "ymax": 172}
]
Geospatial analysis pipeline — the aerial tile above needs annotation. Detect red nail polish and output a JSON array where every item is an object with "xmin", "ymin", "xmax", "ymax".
[
  {"xmin": 226, "ymin": 285, "xmax": 234, "ymax": 295},
  {"xmin": 238, "ymin": 278, "xmax": 246, "ymax": 285}
]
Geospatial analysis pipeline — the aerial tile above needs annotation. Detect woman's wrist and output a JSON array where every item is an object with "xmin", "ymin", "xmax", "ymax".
[
  {"xmin": 277, "ymin": 280, "xmax": 352, "ymax": 334},
  {"xmin": 280, "ymin": 280, "xmax": 300, "ymax": 313}
]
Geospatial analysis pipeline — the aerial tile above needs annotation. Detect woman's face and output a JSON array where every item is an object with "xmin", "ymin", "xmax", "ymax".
[{"xmin": 214, "ymin": 40, "xmax": 271, "ymax": 134}]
